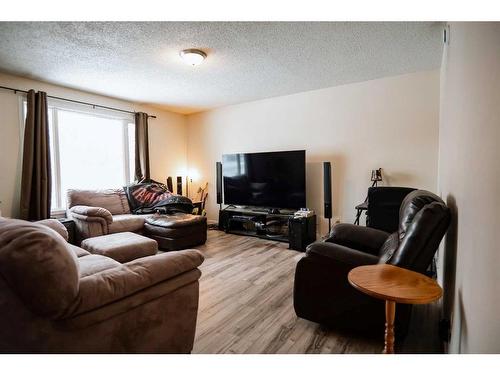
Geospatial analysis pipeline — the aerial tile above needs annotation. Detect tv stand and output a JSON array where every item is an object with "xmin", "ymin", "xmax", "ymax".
[
  {"xmin": 218, "ymin": 206, "xmax": 316, "ymax": 250},
  {"xmin": 248, "ymin": 207, "xmax": 285, "ymax": 215}
]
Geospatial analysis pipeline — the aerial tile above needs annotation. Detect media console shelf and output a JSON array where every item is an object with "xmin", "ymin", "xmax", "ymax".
[{"xmin": 218, "ymin": 207, "xmax": 316, "ymax": 251}]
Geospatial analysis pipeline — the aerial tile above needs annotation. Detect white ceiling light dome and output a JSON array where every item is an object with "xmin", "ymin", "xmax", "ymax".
[{"xmin": 179, "ymin": 49, "xmax": 207, "ymax": 66}]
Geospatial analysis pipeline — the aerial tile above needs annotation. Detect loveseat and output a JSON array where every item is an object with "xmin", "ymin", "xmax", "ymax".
[{"xmin": 0, "ymin": 218, "xmax": 204, "ymax": 353}]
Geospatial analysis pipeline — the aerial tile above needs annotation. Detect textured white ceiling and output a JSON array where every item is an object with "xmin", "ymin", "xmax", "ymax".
[{"xmin": 0, "ymin": 22, "xmax": 443, "ymax": 114}]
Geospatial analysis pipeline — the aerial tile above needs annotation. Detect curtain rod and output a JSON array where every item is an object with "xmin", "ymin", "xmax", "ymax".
[{"xmin": 0, "ymin": 85, "xmax": 157, "ymax": 119}]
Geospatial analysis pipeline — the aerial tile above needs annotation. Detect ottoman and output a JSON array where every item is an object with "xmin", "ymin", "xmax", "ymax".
[
  {"xmin": 81, "ymin": 232, "xmax": 158, "ymax": 263},
  {"xmin": 144, "ymin": 213, "xmax": 207, "ymax": 251}
]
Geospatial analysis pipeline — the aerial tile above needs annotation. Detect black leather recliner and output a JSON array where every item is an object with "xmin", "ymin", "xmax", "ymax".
[{"xmin": 293, "ymin": 190, "xmax": 451, "ymax": 337}]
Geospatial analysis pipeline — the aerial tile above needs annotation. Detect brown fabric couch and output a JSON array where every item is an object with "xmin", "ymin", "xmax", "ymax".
[{"xmin": 0, "ymin": 218, "xmax": 204, "ymax": 353}]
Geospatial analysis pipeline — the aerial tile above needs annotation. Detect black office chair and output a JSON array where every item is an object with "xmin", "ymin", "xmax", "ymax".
[{"xmin": 366, "ymin": 187, "xmax": 416, "ymax": 233}]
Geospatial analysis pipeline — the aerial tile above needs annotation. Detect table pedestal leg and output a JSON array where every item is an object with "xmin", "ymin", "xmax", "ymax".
[{"xmin": 383, "ymin": 300, "xmax": 396, "ymax": 354}]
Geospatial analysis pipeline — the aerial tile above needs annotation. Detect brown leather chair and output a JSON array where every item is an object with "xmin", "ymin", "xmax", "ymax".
[
  {"xmin": 293, "ymin": 190, "xmax": 451, "ymax": 337},
  {"xmin": 0, "ymin": 218, "xmax": 204, "ymax": 353}
]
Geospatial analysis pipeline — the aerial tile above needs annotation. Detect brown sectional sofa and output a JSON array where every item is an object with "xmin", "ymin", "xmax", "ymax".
[
  {"xmin": 0, "ymin": 218, "xmax": 204, "ymax": 353},
  {"xmin": 66, "ymin": 189, "xmax": 207, "ymax": 250}
]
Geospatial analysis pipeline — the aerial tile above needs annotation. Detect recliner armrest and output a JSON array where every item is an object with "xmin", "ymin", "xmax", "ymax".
[
  {"xmin": 69, "ymin": 205, "xmax": 113, "ymax": 224},
  {"xmin": 306, "ymin": 241, "xmax": 379, "ymax": 267},
  {"xmin": 325, "ymin": 223, "xmax": 390, "ymax": 255},
  {"xmin": 63, "ymin": 249, "xmax": 204, "ymax": 318}
]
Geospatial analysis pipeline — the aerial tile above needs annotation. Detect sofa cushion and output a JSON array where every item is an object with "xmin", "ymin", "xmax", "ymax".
[
  {"xmin": 78, "ymin": 254, "xmax": 121, "ymax": 277},
  {"xmin": 81, "ymin": 232, "xmax": 158, "ymax": 263},
  {"xmin": 67, "ymin": 250, "xmax": 204, "ymax": 318},
  {"xmin": 67, "ymin": 189, "xmax": 130, "ymax": 215},
  {"xmin": 108, "ymin": 214, "xmax": 149, "ymax": 234},
  {"xmin": 0, "ymin": 218, "xmax": 79, "ymax": 318},
  {"xmin": 68, "ymin": 243, "xmax": 91, "ymax": 258}
]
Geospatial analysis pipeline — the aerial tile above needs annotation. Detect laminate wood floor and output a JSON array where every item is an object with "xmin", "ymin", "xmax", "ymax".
[{"xmin": 191, "ymin": 230, "xmax": 442, "ymax": 354}]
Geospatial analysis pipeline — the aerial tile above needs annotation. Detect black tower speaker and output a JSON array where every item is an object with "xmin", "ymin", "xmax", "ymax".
[
  {"xmin": 166, "ymin": 176, "xmax": 173, "ymax": 193},
  {"xmin": 323, "ymin": 162, "xmax": 332, "ymax": 231},
  {"xmin": 176, "ymin": 176, "xmax": 183, "ymax": 196},
  {"xmin": 216, "ymin": 161, "xmax": 223, "ymax": 205}
]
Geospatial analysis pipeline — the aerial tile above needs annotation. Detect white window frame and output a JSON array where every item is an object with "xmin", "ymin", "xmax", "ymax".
[{"xmin": 20, "ymin": 98, "xmax": 135, "ymax": 216}]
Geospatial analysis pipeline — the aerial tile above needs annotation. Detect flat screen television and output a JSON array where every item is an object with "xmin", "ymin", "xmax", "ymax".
[{"xmin": 222, "ymin": 150, "xmax": 306, "ymax": 209}]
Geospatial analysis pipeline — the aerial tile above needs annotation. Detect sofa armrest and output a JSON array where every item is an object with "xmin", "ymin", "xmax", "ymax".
[
  {"xmin": 68, "ymin": 205, "xmax": 113, "ymax": 224},
  {"xmin": 325, "ymin": 223, "xmax": 390, "ymax": 255},
  {"xmin": 67, "ymin": 206, "xmax": 111, "ymax": 242},
  {"xmin": 306, "ymin": 241, "xmax": 379, "ymax": 267},
  {"xmin": 63, "ymin": 249, "xmax": 204, "ymax": 318},
  {"xmin": 37, "ymin": 219, "xmax": 69, "ymax": 242}
]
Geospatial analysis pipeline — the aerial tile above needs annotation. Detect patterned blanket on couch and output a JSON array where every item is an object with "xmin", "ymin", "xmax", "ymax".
[{"xmin": 124, "ymin": 181, "xmax": 193, "ymax": 215}]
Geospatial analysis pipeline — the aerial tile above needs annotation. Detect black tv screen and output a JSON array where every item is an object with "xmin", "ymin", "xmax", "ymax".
[{"xmin": 222, "ymin": 150, "xmax": 306, "ymax": 209}]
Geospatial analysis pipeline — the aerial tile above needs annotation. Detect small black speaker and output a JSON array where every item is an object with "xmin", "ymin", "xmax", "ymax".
[
  {"xmin": 176, "ymin": 176, "xmax": 183, "ymax": 196},
  {"xmin": 289, "ymin": 216, "xmax": 317, "ymax": 251},
  {"xmin": 216, "ymin": 161, "xmax": 223, "ymax": 204},
  {"xmin": 323, "ymin": 162, "xmax": 332, "ymax": 219},
  {"xmin": 166, "ymin": 176, "xmax": 173, "ymax": 193}
]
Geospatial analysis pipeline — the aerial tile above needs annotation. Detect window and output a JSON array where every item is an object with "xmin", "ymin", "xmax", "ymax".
[{"xmin": 23, "ymin": 100, "xmax": 135, "ymax": 213}]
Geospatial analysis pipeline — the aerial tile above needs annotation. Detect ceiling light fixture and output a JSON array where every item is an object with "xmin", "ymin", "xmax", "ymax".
[{"xmin": 179, "ymin": 49, "xmax": 207, "ymax": 66}]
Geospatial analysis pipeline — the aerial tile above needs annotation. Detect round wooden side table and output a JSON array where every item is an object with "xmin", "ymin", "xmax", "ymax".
[{"xmin": 348, "ymin": 264, "xmax": 442, "ymax": 354}]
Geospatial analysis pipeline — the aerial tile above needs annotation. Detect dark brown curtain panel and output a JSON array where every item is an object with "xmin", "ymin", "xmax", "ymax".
[
  {"xmin": 20, "ymin": 90, "xmax": 51, "ymax": 220},
  {"xmin": 134, "ymin": 112, "xmax": 150, "ymax": 182}
]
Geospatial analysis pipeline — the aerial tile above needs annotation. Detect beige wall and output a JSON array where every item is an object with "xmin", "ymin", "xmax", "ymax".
[
  {"xmin": 438, "ymin": 23, "xmax": 500, "ymax": 353},
  {"xmin": 186, "ymin": 70, "xmax": 440, "ymax": 234},
  {"xmin": 0, "ymin": 72, "xmax": 187, "ymax": 218},
  {"xmin": 1, "ymin": 70, "xmax": 442, "ymax": 235}
]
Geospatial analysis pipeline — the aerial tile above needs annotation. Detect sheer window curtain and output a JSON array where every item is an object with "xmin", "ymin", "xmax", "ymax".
[
  {"xmin": 134, "ymin": 112, "xmax": 150, "ymax": 182},
  {"xmin": 20, "ymin": 90, "xmax": 52, "ymax": 220}
]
